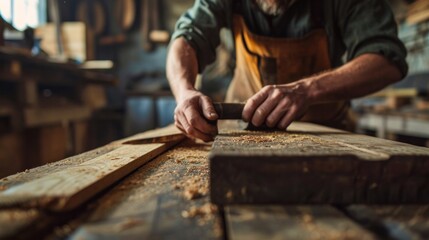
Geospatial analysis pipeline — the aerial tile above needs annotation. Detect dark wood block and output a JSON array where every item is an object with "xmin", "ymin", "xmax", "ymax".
[{"xmin": 210, "ymin": 122, "xmax": 429, "ymax": 204}]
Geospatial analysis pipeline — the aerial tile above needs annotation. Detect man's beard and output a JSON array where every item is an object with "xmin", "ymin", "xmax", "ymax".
[{"xmin": 255, "ymin": 0, "xmax": 293, "ymax": 16}]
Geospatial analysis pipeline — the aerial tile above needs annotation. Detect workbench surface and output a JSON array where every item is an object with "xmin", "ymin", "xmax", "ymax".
[{"xmin": 1, "ymin": 122, "xmax": 429, "ymax": 239}]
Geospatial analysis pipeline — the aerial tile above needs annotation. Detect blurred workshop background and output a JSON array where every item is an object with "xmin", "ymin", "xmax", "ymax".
[{"xmin": 0, "ymin": 0, "xmax": 429, "ymax": 178}]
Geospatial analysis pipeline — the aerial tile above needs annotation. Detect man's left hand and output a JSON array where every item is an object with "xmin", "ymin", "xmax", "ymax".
[{"xmin": 242, "ymin": 81, "xmax": 312, "ymax": 130}]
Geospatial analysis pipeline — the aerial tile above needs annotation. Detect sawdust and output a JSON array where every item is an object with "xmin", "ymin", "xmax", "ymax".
[
  {"xmin": 50, "ymin": 139, "xmax": 221, "ymax": 238},
  {"xmin": 181, "ymin": 203, "xmax": 218, "ymax": 220},
  {"xmin": 180, "ymin": 176, "xmax": 209, "ymax": 200},
  {"xmin": 225, "ymin": 131, "xmax": 329, "ymax": 145},
  {"xmin": 158, "ymin": 145, "xmax": 211, "ymax": 201}
]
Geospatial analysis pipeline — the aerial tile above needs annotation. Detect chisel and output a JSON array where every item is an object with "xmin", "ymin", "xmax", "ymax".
[{"xmin": 213, "ymin": 102, "xmax": 245, "ymax": 120}]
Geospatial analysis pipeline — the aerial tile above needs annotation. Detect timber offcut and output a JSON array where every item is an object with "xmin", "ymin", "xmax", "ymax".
[{"xmin": 210, "ymin": 122, "xmax": 429, "ymax": 204}]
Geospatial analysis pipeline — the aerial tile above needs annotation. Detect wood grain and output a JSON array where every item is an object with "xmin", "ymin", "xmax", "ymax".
[
  {"xmin": 226, "ymin": 205, "xmax": 376, "ymax": 240},
  {"xmin": 210, "ymin": 122, "xmax": 429, "ymax": 204},
  {"xmin": 0, "ymin": 144, "xmax": 118, "ymax": 239},
  {"xmin": 0, "ymin": 140, "xmax": 181, "ymax": 211},
  {"xmin": 339, "ymin": 205, "xmax": 429, "ymax": 240},
  {"xmin": 68, "ymin": 140, "xmax": 223, "ymax": 240},
  {"xmin": 116, "ymin": 124, "xmax": 184, "ymax": 145}
]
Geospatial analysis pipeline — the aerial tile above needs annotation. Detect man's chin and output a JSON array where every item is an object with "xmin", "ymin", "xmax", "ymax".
[{"xmin": 254, "ymin": 0, "xmax": 289, "ymax": 16}]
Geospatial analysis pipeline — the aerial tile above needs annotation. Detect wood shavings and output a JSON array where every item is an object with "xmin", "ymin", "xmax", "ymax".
[
  {"xmin": 180, "ymin": 176, "xmax": 208, "ymax": 200},
  {"xmin": 302, "ymin": 213, "xmax": 313, "ymax": 223},
  {"xmin": 181, "ymin": 203, "xmax": 218, "ymax": 219},
  {"xmin": 225, "ymin": 131, "xmax": 328, "ymax": 145},
  {"xmin": 184, "ymin": 188, "xmax": 203, "ymax": 200}
]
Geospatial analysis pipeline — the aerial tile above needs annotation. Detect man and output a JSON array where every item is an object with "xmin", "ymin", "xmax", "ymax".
[{"xmin": 166, "ymin": 0, "xmax": 408, "ymax": 142}]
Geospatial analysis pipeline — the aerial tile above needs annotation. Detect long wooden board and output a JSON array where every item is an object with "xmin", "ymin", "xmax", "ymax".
[
  {"xmin": 210, "ymin": 122, "xmax": 429, "ymax": 204},
  {"xmin": 226, "ymin": 205, "xmax": 376, "ymax": 240},
  {"xmin": 0, "ymin": 126, "xmax": 184, "ymax": 211},
  {"xmin": 68, "ymin": 139, "xmax": 223, "ymax": 240}
]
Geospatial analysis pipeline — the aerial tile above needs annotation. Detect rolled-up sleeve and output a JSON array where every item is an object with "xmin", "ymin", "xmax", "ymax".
[
  {"xmin": 171, "ymin": 0, "xmax": 232, "ymax": 73},
  {"xmin": 338, "ymin": 0, "xmax": 408, "ymax": 77}
]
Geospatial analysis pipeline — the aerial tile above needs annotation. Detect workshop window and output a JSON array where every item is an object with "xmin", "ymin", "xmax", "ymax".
[{"xmin": 0, "ymin": 0, "xmax": 47, "ymax": 30}]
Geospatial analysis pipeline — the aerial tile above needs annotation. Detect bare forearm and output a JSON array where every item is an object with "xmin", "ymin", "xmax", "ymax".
[
  {"xmin": 166, "ymin": 37, "xmax": 218, "ymax": 141},
  {"xmin": 306, "ymin": 54, "xmax": 403, "ymax": 103},
  {"xmin": 166, "ymin": 37, "xmax": 199, "ymax": 101}
]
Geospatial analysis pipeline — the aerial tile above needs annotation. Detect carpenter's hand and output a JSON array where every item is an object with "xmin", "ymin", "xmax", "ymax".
[
  {"xmin": 174, "ymin": 90, "xmax": 218, "ymax": 142},
  {"xmin": 242, "ymin": 82, "xmax": 312, "ymax": 130}
]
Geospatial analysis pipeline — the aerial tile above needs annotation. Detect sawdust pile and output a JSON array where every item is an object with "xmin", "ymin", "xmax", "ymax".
[
  {"xmin": 165, "ymin": 144, "xmax": 218, "ymax": 226},
  {"xmin": 224, "ymin": 130, "xmax": 328, "ymax": 145},
  {"xmin": 182, "ymin": 203, "xmax": 218, "ymax": 218},
  {"xmin": 180, "ymin": 176, "xmax": 209, "ymax": 200}
]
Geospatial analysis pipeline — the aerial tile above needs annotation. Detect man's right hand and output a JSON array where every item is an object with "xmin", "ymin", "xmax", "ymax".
[{"xmin": 174, "ymin": 90, "xmax": 219, "ymax": 142}]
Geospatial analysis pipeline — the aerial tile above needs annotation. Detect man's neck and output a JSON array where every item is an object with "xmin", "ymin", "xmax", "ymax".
[{"xmin": 254, "ymin": 0, "xmax": 297, "ymax": 16}]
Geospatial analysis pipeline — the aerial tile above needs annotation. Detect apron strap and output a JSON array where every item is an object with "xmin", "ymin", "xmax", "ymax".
[{"xmin": 311, "ymin": 0, "xmax": 325, "ymax": 29}]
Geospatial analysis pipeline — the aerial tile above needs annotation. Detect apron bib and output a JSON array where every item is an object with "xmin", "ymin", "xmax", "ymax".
[{"xmin": 225, "ymin": 13, "xmax": 354, "ymax": 130}]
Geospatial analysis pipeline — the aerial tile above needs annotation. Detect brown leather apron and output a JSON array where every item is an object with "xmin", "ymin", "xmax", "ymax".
[{"xmin": 225, "ymin": 14, "xmax": 354, "ymax": 130}]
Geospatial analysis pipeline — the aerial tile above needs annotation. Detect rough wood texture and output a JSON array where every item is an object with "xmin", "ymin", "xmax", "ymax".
[
  {"xmin": 210, "ymin": 122, "xmax": 429, "ymax": 204},
  {"xmin": 0, "ymin": 144, "xmax": 172, "ymax": 211},
  {"xmin": 0, "ymin": 126, "xmax": 184, "ymax": 211},
  {"xmin": 338, "ymin": 205, "xmax": 429, "ymax": 240},
  {"xmin": 0, "ymin": 144, "xmax": 117, "ymax": 239},
  {"xmin": 119, "ymin": 124, "xmax": 185, "ymax": 145},
  {"xmin": 226, "ymin": 205, "xmax": 376, "ymax": 240},
  {"xmin": 67, "ymin": 140, "xmax": 222, "ymax": 240}
]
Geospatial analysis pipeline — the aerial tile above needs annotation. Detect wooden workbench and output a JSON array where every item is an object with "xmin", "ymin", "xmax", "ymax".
[{"xmin": 0, "ymin": 122, "xmax": 429, "ymax": 239}]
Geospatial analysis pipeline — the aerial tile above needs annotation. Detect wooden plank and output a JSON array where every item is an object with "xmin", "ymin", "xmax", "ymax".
[
  {"xmin": 369, "ymin": 205, "xmax": 429, "ymax": 239},
  {"xmin": 0, "ymin": 209, "xmax": 43, "ymax": 238},
  {"xmin": 0, "ymin": 143, "xmax": 118, "ymax": 239},
  {"xmin": 210, "ymin": 122, "xmax": 429, "ymax": 204},
  {"xmin": 67, "ymin": 139, "xmax": 223, "ymax": 240},
  {"xmin": 368, "ymin": 88, "xmax": 418, "ymax": 98},
  {"xmin": 407, "ymin": 0, "xmax": 429, "ymax": 24},
  {"xmin": 340, "ymin": 205, "xmax": 429, "ymax": 240},
  {"xmin": 0, "ymin": 125, "xmax": 183, "ymax": 211},
  {"xmin": 115, "ymin": 124, "xmax": 184, "ymax": 145},
  {"xmin": 226, "ymin": 205, "xmax": 376, "ymax": 240}
]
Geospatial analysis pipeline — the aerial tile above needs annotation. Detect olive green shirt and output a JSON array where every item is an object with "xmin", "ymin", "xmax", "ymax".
[{"xmin": 172, "ymin": 0, "xmax": 408, "ymax": 76}]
